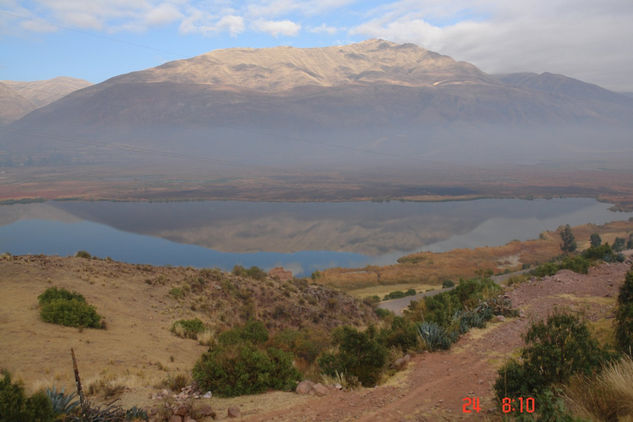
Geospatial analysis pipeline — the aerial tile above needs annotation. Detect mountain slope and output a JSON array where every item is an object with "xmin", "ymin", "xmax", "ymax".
[
  {"xmin": 0, "ymin": 77, "xmax": 91, "ymax": 125},
  {"xmin": 2, "ymin": 40, "xmax": 633, "ymax": 169}
]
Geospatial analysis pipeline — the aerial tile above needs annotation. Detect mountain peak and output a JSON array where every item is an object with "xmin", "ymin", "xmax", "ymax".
[{"xmin": 109, "ymin": 39, "xmax": 486, "ymax": 93}]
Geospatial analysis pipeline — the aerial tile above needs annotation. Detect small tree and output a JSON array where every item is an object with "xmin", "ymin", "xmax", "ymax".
[
  {"xmin": 590, "ymin": 233, "xmax": 602, "ymax": 248},
  {"xmin": 613, "ymin": 237, "xmax": 626, "ymax": 252},
  {"xmin": 616, "ymin": 268, "xmax": 633, "ymax": 355},
  {"xmin": 627, "ymin": 234, "xmax": 633, "ymax": 250},
  {"xmin": 560, "ymin": 225, "xmax": 577, "ymax": 253}
]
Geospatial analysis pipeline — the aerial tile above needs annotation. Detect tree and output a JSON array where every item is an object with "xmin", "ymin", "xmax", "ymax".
[
  {"xmin": 560, "ymin": 225, "xmax": 577, "ymax": 253},
  {"xmin": 616, "ymin": 268, "xmax": 633, "ymax": 355},
  {"xmin": 613, "ymin": 237, "xmax": 626, "ymax": 252},
  {"xmin": 627, "ymin": 234, "xmax": 633, "ymax": 250},
  {"xmin": 590, "ymin": 233, "xmax": 602, "ymax": 248}
]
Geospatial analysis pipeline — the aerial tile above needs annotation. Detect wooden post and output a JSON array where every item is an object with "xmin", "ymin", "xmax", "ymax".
[{"xmin": 71, "ymin": 348, "xmax": 87, "ymax": 415}]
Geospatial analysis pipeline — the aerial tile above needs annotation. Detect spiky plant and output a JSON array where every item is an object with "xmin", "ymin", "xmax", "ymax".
[
  {"xmin": 417, "ymin": 321, "xmax": 455, "ymax": 351},
  {"xmin": 125, "ymin": 406, "xmax": 148, "ymax": 421},
  {"xmin": 46, "ymin": 386, "xmax": 79, "ymax": 417}
]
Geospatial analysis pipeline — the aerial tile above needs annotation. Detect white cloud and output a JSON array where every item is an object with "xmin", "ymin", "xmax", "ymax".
[
  {"xmin": 19, "ymin": 18, "xmax": 57, "ymax": 32},
  {"xmin": 215, "ymin": 14, "xmax": 245, "ymax": 36},
  {"xmin": 179, "ymin": 8, "xmax": 245, "ymax": 36},
  {"xmin": 309, "ymin": 23, "xmax": 339, "ymax": 34},
  {"xmin": 253, "ymin": 19, "xmax": 300, "ymax": 37},
  {"xmin": 145, "ymin": 3, "xmax": 182, "ymax": 26},
  {"xmin": 350, "ymin": 0, "xmax": 633, "ymax": 91}
]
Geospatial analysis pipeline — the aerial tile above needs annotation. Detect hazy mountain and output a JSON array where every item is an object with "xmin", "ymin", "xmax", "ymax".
[
  {"xmin": 3, "ymin": 40, "xmax": 633, "ymax": 169},
  {"xmin": 0, "ymin": 77, "xmax": 91, "ymax": 125},
  {"xmin": 0, "ymin": 83, "xmax": 33, "ymax": 125}
]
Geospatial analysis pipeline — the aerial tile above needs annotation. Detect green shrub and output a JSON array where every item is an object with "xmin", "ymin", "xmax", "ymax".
[
  {"xmin": 374, "ymin": 308, "xmax": 392, "ymax": 319},
  {"xmin": 318, "ymin": 326, "xmax": 388, "ymax": 387},
  {"xmin": 171, "ymin": 318, "xmax": 206, "ymax": 339},
  {"xmin": 168, "ymin": 287, "xmax": 185, "ymax": 299},
  {"xmin": 40, "ymin": 298, "xmax": 102, "ymax": 328},
  {"xmin": 379, "ymin": 317, "xmax": 420, "ymax": 352},
  {"xmin": 559, "ymin": 255, "xmax": 591, "ymax": 274},
  {"xmin": 75, "ymin": 250, "xmax": 91, "ymax": 259},
  {"xmin": 616, "ymin": 268, "xmax": 633, "ymax": 355},
  {"xmin": 218, "ymin": 320, "xmax": 269, "ymax": 346},
  {"xmin": 495, "ymin": 311, "xmax": 609, "ymax": 401},
  {"xmin": 590, "ymin": 233, "xmax": 602, "ymax": 247},
  {"xmin": 627, "ymin": 234, "xmax": 633, "ymax": 250},
  {"xmin": 442, "ymin": 280, "xmax": 455, "ymax": 288},
  {"xmin": 232, "ymin": 265, "xmax": 267, "ymax": 281},
  {"xmin": 269, "ymin": 328, "xmax": 328, "ymax": 364},
  {"xmin": 38, "ymin": 287, "xmax": 85, "ymax": 305},
  {"xmin": 0, "ymin": 370, "xmax": 55, "ymax": 422},
  {"xmin": 383, "ymin": 290, "xmax": 416, "ymax": 300},
  {"xmin": 530, "ymin": 261, "xmax": 560, "ymax": 277},
  {"xmin": 192, "ymin": 343, "xmax": 300, "ymax": 397}
]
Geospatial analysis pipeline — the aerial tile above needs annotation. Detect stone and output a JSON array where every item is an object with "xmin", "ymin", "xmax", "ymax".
[
  {"xmin": 296, "ymin": 380, "xmax": 315, "ymax": 394},
  {"xmin": 393, "ymin": 357, "xmax": 408, "ymax": 370},
  {"xmin": 334, "ymin": 383, "xmax": 343, "ymax": 390},
  {"xmin": 202, "ymin": 391, "xmax": 212, "ymax": 399},
  {"xmin": 175, "ymin": 405, "xmax": 189, "ymax": 417},
  {"xmin": 494, "ymin": 315, "xmax": 505, "ymax": 323},
  {"xmin": 169, "ymin": 416, "xmax": 183, "ymax": 422},
  {"xmin": 227, "ymin": 407, "xmax": 241, "ymax": 418},
  {"xmin": 312, "ymin": 383, "xmax": 329, "ymax": 397},
  {"xmin": 183, "ymin": 417, "xmax": 197, "ymax": 422},
  {"xmin": 196, "ymin": 404, "xmax": 216, "ymax": 418}
]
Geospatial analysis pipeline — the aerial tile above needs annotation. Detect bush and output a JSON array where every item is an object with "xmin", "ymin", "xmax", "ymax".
[
  {"xmin": 374, "ymin": 308, "xmax": 392, "ymax": 319},
  {"xmin": 318, "ymin": 326, "xmax": 388, "ymax": 387},
  {"xmin": 171, "ymin": 318, "xmax": 206, "ymax": 339},
  {"xmin": 379, "ymin": 317, "xmax": 420, "ymax": 352},
  {"xmin": 442, "ymin": 280, "xmax": 455, "ymax": 288},
  {"xmin": 383, "ymin": 289, "xmax": 416, "ymax": 300},
  {"xmin": 495, "ymin": 311, "xmax": 609, "ymax": 401},
  {"xmin": 38, "ymin": 287, "xmax": 85, "ymax": 305},
  {"xmin": 192, "ymin": 343, "xmax": 300, "ymax": 397},
  {"xmin": 269, "ymin": 328, "xmax": 329, "ymax": 364},
  {"xmin": 590, "ymin": 233, "xmax": 602, "ymax": 247},
  {"xmin": 0, "ymin": 370, "xmax": 55, "ymax": 422},
  {"xmin": 40, "ymin": 298, "xmax": 102, "ymax": 328},
  {"xmin": 75, "ymin": 250, "xmax": 91, "ymax": 259},
  {"xmin": 616, "ymin": 268, "xmax": 633, "ymax": 355},
  {"xmin": 560, "ymin": 224, "xmax": 577, "ymax": 253},
  {"xmin": 232, "ymin": 265, "xmax": 267, "ymax": 281},
  {"xmin": 168, "ymin": 287, "xmax": 185, "ymax": 299},
  {"xmin": 628, "ymin": 234, "xmax": 633, "ymax": 250},
  {"xmin": 218, "ymin": 320, "xmax": 269, "ymax": 346}
]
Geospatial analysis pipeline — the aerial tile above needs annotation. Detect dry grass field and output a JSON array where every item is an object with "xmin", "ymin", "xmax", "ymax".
[{"xmin": 321, "ymin": 220, "xmax": 633, "ymax": 292}]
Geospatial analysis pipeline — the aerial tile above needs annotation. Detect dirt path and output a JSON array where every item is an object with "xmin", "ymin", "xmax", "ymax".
[{"xmin": 239, "ymin": 260, "xmax": 631, "ymax": 422}]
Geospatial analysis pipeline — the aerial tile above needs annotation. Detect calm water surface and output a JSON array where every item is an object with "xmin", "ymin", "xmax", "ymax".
[{"xmin": 0, "ymin": 198, "xmax": 631, "ymax": 275}]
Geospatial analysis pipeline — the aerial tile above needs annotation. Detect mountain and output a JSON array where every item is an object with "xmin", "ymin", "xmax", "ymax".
[
  {"xmin": 0, "ymin": 77, "xmax": 91, "ymax": 124},
  {"xmin": 2, "ymin": 40, "xmax": 633, "ymax": 169},
  {"xmin": 0, "ymin": 83, "xmax": 34, "ymax": 125}
]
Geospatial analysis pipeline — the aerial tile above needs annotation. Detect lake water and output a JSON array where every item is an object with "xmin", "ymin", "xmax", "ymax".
[{"xmin": 0, "ymin": 198, "xmax": 631, "ymax": 276}]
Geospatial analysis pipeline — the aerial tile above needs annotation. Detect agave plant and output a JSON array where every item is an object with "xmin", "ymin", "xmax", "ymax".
[
  {"xmin": 417, "ymin": 321, "xmax": 455, "ymax": 351},
  {"xmin": 46, "ymin": 386, "xmax": 80, "ymax": 417}
]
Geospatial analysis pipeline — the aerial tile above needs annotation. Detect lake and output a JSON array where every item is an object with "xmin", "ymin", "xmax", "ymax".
[{"xmin": 0, "ymin": 198, "xmax": 631, "ymax": 276}]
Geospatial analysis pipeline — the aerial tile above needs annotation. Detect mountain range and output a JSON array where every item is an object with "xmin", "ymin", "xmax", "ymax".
[
  {"xmin": 1, "ymin": 39, "xmax": 632, "ymax": 170},
  {"xmin": 0, "ymin": 77, "xmax": 91, "ymax": 125}
]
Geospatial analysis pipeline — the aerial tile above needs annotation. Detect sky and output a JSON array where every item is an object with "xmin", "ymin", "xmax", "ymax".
[{"xmin": 1, "ymin": 0, "xmax": 632, "ymax": 92}]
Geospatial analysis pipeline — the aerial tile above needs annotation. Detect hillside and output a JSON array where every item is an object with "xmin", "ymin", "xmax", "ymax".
[
  {"xmin": 0, "ymin": 254, "xmax": 375, "ymax": 402},
  {"xmin": 3, "ymin": 39, "xmax": 633, "ymax": 170},
  {"xmin": 0, "ymin": 76, "xmax": 91, "ymax": 125}
]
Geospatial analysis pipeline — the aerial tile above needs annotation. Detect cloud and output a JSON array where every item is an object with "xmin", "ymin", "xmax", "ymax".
[
  {"xmin": 253, "ymin": 19, "xmax": 300, "ymax": 37},
  {"xmin": 309, "ymin": 23, "xmax": 339, "ymax": 34},
  {"xmin": 350, "ymin": 0, "xmax": 633, "ymax": 91},
  {"xmin": 179, "ymin": 9, "xmax": 245, "ymax": 36},
  {"xmin": 19, "ymin": 18, "xmax": 57, "ymax": 32}
]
